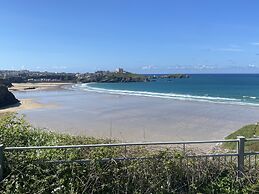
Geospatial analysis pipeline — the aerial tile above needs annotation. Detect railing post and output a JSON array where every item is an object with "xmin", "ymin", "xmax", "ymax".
[
  {"xmin": 0, "ymin": 144, "xmax": 3, "ymax": 181},
  {"xmin": 237, "ymin": 136, "xmax": 245, "ymax": 178}
]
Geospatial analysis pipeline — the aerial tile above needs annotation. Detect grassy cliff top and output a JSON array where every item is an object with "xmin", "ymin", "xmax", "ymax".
[{"xmin": 223, "ymin": 124, "xmax": 259, "ymax": 151}]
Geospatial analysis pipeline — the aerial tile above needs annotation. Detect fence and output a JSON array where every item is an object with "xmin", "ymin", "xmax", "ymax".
[{"xmin": 1, "ymin": 136, "xmax": 259, "ymax": 181}]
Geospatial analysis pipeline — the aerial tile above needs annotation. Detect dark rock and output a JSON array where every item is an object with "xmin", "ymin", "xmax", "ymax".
[
  {"xmin": 24, "ymin": 87, "xmax": 36, "ymax": 90},
  {"xmin": 0, "ymin": 85, "xmax": 20, "ymax": 108},
  {"xmin": 159, "ymin": 74, "xmax": 190, "ymax": 79},
  {"xmin": 0, "ymin": 79, "xmax": 13, "ymax": 88}
]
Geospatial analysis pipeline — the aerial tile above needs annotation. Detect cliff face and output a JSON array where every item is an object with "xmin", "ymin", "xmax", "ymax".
[
  {"xmin": 0, "ymin": 79, "xmax": 13, "ymax": 87},
  {"xmin": 0, "ymin": 85, "xmax": 20, "ymax": 108}
]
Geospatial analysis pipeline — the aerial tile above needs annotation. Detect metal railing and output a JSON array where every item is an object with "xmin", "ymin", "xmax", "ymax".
[{"xmin": 1, "ymin": 136, "xmax": 259, "ymax": 181}]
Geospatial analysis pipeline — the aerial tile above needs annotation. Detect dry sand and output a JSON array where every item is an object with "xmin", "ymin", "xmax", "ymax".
[
  {"xmin": 9, "ymin": 82, "xmax": 72, "ymax": 92},
  {"xmin": 0, "ymin": 82, "xmax": 66, "ymax": 113},
  {"xmin": 0, "ymin": 99, "xmax": 44, "ymax": 113}
]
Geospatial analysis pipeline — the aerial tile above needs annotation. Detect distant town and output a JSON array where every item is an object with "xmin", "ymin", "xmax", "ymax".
[{"xmin": 0, "ymin": 68, "xmax": 189, "ymax": 85}]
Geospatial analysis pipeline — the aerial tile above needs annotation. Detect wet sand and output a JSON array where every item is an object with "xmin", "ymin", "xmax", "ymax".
[{"xmin": 14, "ymin": 87, "xmax": 259, "ymax": 142}]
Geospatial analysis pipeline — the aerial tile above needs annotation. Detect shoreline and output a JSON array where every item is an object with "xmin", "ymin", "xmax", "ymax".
[
  {"xmin": 11, "ymin": 81, "xmax": 259, "ymax": 108},
  {"xmin": 0, "ymin": 82, "xmax": 68, "ymax": 113},
  {"xmin": 9, "ymin": 82, "xmax": 73, "ymax": 92},
  {"xmin": 82, "ymin": 83, "xmax": 259, "ymax": 107}
]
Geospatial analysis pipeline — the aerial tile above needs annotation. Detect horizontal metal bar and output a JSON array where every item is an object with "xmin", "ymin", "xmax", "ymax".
[
  {"xmin": 244, "ymin": 152, "xmax": 259, "ymax": 156},
  {"xmin": 246, "ymin": 138, "xmax": 259, "ymax": 142},
  {"xmin": 188, "ymin": 153, "xmax": 238, "ymax": 158},
  {"xmin": 4, "ymin": 139, "xmax": 238, "ymax": 151}
]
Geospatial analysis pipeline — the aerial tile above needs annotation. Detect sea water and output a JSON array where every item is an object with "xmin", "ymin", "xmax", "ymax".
[{"xmin": 74, "ymin": 74, "xmax": 259, "ymax": 106}]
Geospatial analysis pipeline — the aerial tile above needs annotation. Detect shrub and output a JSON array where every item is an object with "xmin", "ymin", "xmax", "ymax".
[{"xmin": 0, "ymin": 113, "xmax": 258, "ymax": 193}]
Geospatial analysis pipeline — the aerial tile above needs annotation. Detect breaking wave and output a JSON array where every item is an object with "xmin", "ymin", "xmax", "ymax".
[{"xmin": 71, "ymin": 83, "xmax": 259, "ymax": 106}]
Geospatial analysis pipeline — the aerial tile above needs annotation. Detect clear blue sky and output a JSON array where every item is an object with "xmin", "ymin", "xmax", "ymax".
[{"xmin": 0, "ymin": 0, "xmax": 259, "ymax": 73}]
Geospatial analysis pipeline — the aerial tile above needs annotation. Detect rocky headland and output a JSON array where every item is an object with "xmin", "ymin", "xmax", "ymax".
[
  {"xmin": 77, "ymin": 71, "xmax": 150, "ymax": 83},
  {"xmin": 158, "ymin": 74, "xmax": 190, "ymax": 79},
  {"xmin": 0, "ymin": 70, "xmax": 189, "ymax": 84},
  {"xmin": 0, "ymin": 84, "xmax": 20, "ymax": 108}
]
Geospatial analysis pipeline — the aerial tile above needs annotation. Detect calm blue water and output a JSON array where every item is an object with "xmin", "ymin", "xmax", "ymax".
[{"xmin": 74, "ymin": 74, "xmax": 259, "ymax": 106}]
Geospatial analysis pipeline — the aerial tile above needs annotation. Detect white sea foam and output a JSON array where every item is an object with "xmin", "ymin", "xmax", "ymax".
[
  {"xmin": 243, "ymin": 96, "xmax": 257, "ymax": 99},
  {"xmin": 71, "ymin": 83, "xmax": 259, "ymax": 106}
]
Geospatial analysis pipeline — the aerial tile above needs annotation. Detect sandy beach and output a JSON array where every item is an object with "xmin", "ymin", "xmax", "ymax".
[
  {"xmin": 0, "ymin": 99, "xmax": 45, "ymax": 113},
  {"xmin": 10, "ymin": 85, "xmax": 259, "ymax": 144},
  {"xmin": 1, "ymin": 82, "xmax": 69, "ymax": 113},
  {"xmin": 9, "ymin": 82, "xmax": 72, "ymax": 92}
]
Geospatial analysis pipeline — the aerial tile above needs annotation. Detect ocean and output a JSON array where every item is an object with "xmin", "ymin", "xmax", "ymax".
[{"xmin": 73, "ymin": 74, "xmax": 259, "ymax": 106}]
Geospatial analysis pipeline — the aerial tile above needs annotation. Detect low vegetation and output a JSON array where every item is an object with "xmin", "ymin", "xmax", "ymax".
[
  {"xmin": 77, "ymin": 71, "xmax": 150, "ymax": 83},
  {"xmin": 0, "ymin": 113, "xmax": 259, "ymax": 193},
  {"xmin": 223, "ymin": 124, "xmax": 259, "ymax": 151}
]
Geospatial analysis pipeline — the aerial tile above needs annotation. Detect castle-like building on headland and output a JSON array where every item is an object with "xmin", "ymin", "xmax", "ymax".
[{"xmin": 115, "ymin": 68, "xmax": 124, "ymax": 73}]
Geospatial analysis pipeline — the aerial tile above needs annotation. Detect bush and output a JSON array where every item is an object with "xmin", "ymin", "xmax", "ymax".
[{"xmin": 0, "ymin": 113, "xmax": 258, "ymax": 193}]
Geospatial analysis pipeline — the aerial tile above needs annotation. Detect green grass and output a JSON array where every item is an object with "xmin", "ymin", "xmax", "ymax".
[{"xmin": 223, "ymin": 124, "xmax": 259, "ymax": 151}]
